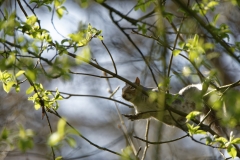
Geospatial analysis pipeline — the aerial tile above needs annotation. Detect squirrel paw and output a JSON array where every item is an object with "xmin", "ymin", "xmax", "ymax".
[{"xmin": 122, "ymin": 114, "xmax": 140, "ymax": 121}]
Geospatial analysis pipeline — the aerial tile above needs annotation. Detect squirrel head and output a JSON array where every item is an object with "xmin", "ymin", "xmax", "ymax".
[{"xmin": 122, "ymin": 77, "xmax": 140, "ymax": 101}]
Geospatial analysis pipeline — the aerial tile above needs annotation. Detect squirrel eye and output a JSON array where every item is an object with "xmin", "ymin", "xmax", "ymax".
[{"xmin": 129, "ymin": 86, "xmax": 135, "ymax": 90}]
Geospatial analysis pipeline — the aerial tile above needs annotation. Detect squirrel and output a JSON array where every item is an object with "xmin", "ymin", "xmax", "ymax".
[{"xmin": 122, "ymin": 77, "xmax": 226, "ymax": 137}]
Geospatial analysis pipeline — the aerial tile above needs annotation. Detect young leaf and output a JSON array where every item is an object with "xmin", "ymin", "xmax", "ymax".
[
  {"xmin": 205, "ymin": 136, "xmax": 213, "ymax": 145},
  {"xmin": 54, "ymin": 0, "xmax": 66, "ymax": 7},
  {"xmin": 15, "ymin": 70, "xmax": 25, "ymax": 77},
  {"xmin": 55, "ymin": 89, "xmax": 63, "ymax": 100},
  {"xmin": 57, "ymin": 118, "xmax": 66, "ymax": 136},
  {"xmin": 202, "ymin": 78, "xmax": 210, "ymax": 95},
  {"xmin": 231, "ymin": 138, "xmax": 240, "ymax": 144},
  {"xmin": 227, "ymin": 145, "xmax": 237, "ymax": 158},
  {"xmin": 15, "ymin": 84, "xmax": 20, "ymax": 92},
  {"xmin": 48, "ymin": 132, "xmax": 62, "ymax": 146},
  {"xmin": 56, "ymin": 6, "xmax": 68, "ymax": 19},
  {"xmin": 76, "ymin": 46, "xmax": 91, "ymax": 64},
  {"xmin": 195, "ymin": 129, "xmax": 207, "ymax": 135},
  {"xmin": 34, "ymin": 102, "xmax": 41, "ymax": 110},
  {"xmin": 66, "ymin": 137, "xmax": 76, "ymax": 148},
  {"xmin": 26, "ymin": 15, "xmax": 37, "ymax": 26},
  {"xmin": 215, "ymin": 137, "xmax": 228, "ymax": 144},
  {"xmin": 18, "ymin": 126, "xmax": 34, "ymax": 152},
  {"xmin": 173, "ymin": 49, "xmax": 181, "ymax": 56},
  {"xmin": 26, "ymin": 86, "xmax": 34, "ymax": 95},
  {"xmin": 4, "ymin": 81, "xmax": 16, "ymax": 93},
  {"xmin": 55, "ymin": 157, "xmax": 63, "ymax": 160},
  {"xmin": 1, "ymin": 128, "xmax": 9, "ymax": 140},
  {"xmin": 48, "ymin": 118, "xmax": 66, "ymax": 146}
]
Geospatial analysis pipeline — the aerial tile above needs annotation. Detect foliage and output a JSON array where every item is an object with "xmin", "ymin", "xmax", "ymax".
[
  {"xmin": 0, "ymin": 126, "xmax": 34, "ymax": 152},
  {"xmin": 1, "ymin": 0, "xmax": 240, "ymax": 159},
  {"xmin": 0, "ymin": 70, "xmax": 24, "ymax": 93},
  {"xmin": 48, "ymin": 118, "xmax": 76, "ymax": 148}
]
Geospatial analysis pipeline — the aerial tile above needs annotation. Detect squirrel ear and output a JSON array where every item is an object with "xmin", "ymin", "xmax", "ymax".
[{"xmin": 135, "ymin": 77, "xmax": 140, "ymax": 85}]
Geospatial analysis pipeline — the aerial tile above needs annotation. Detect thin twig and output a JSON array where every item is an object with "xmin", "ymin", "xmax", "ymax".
[
  {"xmin": 141, "ymin": 119, "xmax": 150, "ymax": 160},
  {"xmin": 109, "ymin": 11, "xmax": 159, "ymax": 87},
  {"xmin": 66, "ymin": 51, "xmax": 149, "ymax": 96},
  {"xmin": 69, "ymin": 70, "xmax": 114, "ymax": 78},
  {"xmin": 52, "ymin": 111, "xmax": 122, "ymax": 156},
  {"xmin": 109, "ymin": 86, "xmax": 120, "ymax": 98},
  {"xmin": 103, "ymin": 72, "xmax": 138, "ymax": 156},
  {"xmin": 101, "ymin": 40, "xmax": 117, "ymax": 74},
  {"xmin": 134, "ymin": 134, "xmax": 188, "ymax": 144},
  {"xmin": 17, "ymin": 0, "xmax": 28, "ymax": 17},
  {"xmin": 172, "ymin": 0, "xmax": 240, "ymax": 63},
  {"xmin": 22, "ymin": 0, "xmax": 41, "ymax": 28},
  {"xmin": 22, "ymin": 72, "xmax": 56, "ymax": 159},
  {"xmin": 167, "ymin": 3, "xmax": 188, "ymax": 79},
  {"xmin": 204, "ymin": 79, "xmax": 240, "ymax": 97},
  {"xmin": 51, "ymin": 5, "xmax": 65, "ymax": 38},
  {"xmin": 44, "ymin": 111, "xmax": 55, "ymax": 159},
  {"xmin": 49, "ymin": 90, "xmax": 134, "ymax": 108}
]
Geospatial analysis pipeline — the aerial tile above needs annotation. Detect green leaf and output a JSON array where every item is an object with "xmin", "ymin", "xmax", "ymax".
[
  {"xmin": 231, "ymin": 138, "xmax": 240, "ymax": 144},
  {"xmin": 26, "ymin": 86, "xmax": 34, "ymax": 94},
  {"xmin": 55, "ymin": 157, "xmax": 63, "ymax": 160},
  {"xmin": 182, "ymin": 66, "xmax": 191, "ymax": 77},
  {"xmin": 69, "ymin": 31, "xmax": 85, "ymax": 44},
  {"xmin": 61, "ymin": 38, "xmax": 69, "ymax": 44},
  {"xmin": 134, "ymin": 0, "xmax": 154, "ymax": 12},
  {"xmin": 69, "ymin": 24, "xmax": 102, "ymax": 46},
  {"xmin": 121, "ymin": 146, "xmax": 134, "ymax": 159},
  {"xmin": 48, "ymin": 118, "xmax": 66, "ymax": 146},
  {"xmin": 54, "ymin": 0, "xmax": 66, "ymax": 7},
  {"xmin": 215, "ymin": 137, "xmax": 228, "ymax": 144},
  {"xmin": 207, "ymin": 1, "xmax": 218, "ymax": 9},
  {"xmin": 193, "ymin": 34, "xmax": 199, "ymax": 46},
  {"xmin": 205, "ymin": 136, "xmax": 213, "ymax": 145},
  {"xmin": 96, "ymin": 0, "xmax": 104, "ymax": 3},
  {"xmin": 97, "ymin": 35, "xmax": 103, "ymax": 41},
  {"xmin": 195, "ymin": 129, "xmax": 207, "ymax": 135},
  {"xmin": 137, "ymin": 23, "xmax": 147, "ymax": 34},
  {"xmin": 48, "ymin": 132, "xmax": 62, "ymax": 146},
  {"xmin": 78, "ymin": 0, "xmax": 89, "ymax": 8},
  {"xmin": 3, "ymin": 84, "xmax": 7, "ymax": 93},
  {"xmin": 202, "ymin": 79, "xmax": 210, "ymax": 95},
  {"xmin": 18, "ymin": 126, "xmax": 34, "ymax": 152},
  {"xmin": 227, "ymin": 145, "xmax": 237, "ymax": 158},
  {"xmin": 186, "ymin": 111, "xmax": 201, "ymax": 122},
  {"xmin": 4, "ymin": 81, "xmax": 16, "ymax": 93},
  {"xmin": 15, "ymin": 84, "xmax": 20, "ymax": 92},
  {"xmin": 45, "ymin": 5, "xmax": 52, "ymax": 12},
  {"xmin": 76, "ymin": 46, "xmax": 91, "ymax": 64},
  {"xmin": 15, "ymin": 70, "xmax": 25, "ymax": 77},
  {"xmin": 54, "ymin": 0, "xmax": 67, "ymax": 18},
  {"xmin": 34, "ymin": 102, "xmax": 41, "ymax": 110},
  {"xmin": 166, "ymin": 94, "xmax": 182, "ymax": 106},
  {"xmin": 1, "ymin": 128, "xmax": 9, "ymax": 140},
  {"xmin": 66, "ymin": 137, "xmax": 76, "ymax": 148},
  {"xmin": 26, "ymin": 15, "xmax": 37, "ymax": 26},
  {"xmin": 212, "ymin": 14, "xmax": 219, "ymax": 26},
  {"xmin": 163, "ymin": 11, "xmax": 174, "ymax": 23},
  {"xmin": 56, "ymin": 7, "xmax": 63, "ymax": 18},
  {"xmin": 178, "ymin": 41, "xmax": 185, "ymax": 48},
  {"xmin": 187, "ymin": 124, "xmax": 194, "ymax": 136},
  {"xmin": 55, "ymin": 89, "xmax": 63, "ymax": 100},
  {"xmin": 172, "ymin": 49, "xmax": 181, "ymax": 56},
  {"xmin": 57, "ymin": 118, "xmax": 66, "ymax": 136},
  {"xmin": 186, "ymin": 124, "xmax": 206, "ymax": 136},
  {"xmin": 25, "ymin": 70, "xmax": 36, "ymax": 82}
]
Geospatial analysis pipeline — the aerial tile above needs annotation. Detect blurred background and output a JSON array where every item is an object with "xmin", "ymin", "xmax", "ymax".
[{"xmin": 1, "ymin": 0, "xmax": 240, "ymax": 159}]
